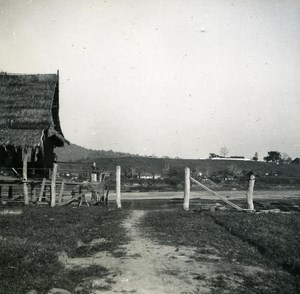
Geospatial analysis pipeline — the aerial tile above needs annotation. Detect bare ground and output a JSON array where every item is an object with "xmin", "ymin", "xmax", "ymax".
[{"xmin": 60, "ymin": 210, "xmax": 266, "ymax": 294}]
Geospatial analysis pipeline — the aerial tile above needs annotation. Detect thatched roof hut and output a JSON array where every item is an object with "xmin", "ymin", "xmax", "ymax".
[
  {"xmin": 0, "ymin": 72, "xmax": 69, "ymax": 178},
  {"xmin": 0, "ymin": 71, "xmax": 70, "ymax": 206},
  {"xmin": 0, "ymin": 72, "xmax": 68, "ymax": 148}
]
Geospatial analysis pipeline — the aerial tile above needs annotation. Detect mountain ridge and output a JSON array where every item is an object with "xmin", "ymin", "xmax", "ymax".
[{"xmin": 55, "ymin": 143, "xmax": 142, "ymax": 162}]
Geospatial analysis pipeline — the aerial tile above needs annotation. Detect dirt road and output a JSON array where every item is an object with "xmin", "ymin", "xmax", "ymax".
[{"xmin": 60, "ymin": 210, "xmax": 265, "ymax": 293}]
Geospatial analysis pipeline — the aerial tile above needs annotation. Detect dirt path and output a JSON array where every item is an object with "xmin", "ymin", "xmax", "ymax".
[{"xmin": 62, "ymin": 210, "xmax": 263, "ymax": 293}]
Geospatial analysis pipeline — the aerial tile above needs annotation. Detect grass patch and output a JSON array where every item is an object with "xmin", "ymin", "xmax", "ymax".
[
  {"xmin": 0, "ymin": 206, "xmax": 129, "ymax": 294},
  {"xmin": 141, "ymin": 209, "xmax": 262, "ymax": 264},
  {"xmin": 211, "ymin": 211, "xmax": 300, "ymax": 275},
  {"xmin": 140, "ymin": 209, "xmax": 300, "ymax": 293}
]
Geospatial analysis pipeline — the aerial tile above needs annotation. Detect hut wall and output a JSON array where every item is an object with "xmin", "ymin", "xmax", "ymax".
[
  {"xmin": 0, "ymin": 146, "xmax": 18, "ymax": 168},
  {"xmin": 0, "ymin": 146, "xmax": 6, "ymax": 166}
]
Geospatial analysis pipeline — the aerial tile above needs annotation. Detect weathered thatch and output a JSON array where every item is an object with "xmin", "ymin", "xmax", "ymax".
[{"xmin": 0, "ymin": 73, "xmax": 68, "ymax": 148}]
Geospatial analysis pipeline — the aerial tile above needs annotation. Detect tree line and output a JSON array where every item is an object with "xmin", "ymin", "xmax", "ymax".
[{"xmin": 209, "ymin": 147, "xmax": 300, "ymax": 165}]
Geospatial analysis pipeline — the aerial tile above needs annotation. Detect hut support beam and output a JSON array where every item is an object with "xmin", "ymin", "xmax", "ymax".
[
  {"xmin": 23, "ymin": 148, "xmax": 29, "ymax": 205},
  {"xmin": 38, "ymin": 178, "xmax": 46, "ymax": 202},
  {"xmin": 58, "ymin": 179, "xmax": 65, "ymax": 203},
  {"xmin": 51, "ymin": 163, "xmax": 58, "ymax": 207}
]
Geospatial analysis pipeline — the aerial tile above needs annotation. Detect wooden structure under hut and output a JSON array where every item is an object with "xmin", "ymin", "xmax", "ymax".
[{"xmin": 0, "ymin": 71, "xmax": 69, "ymax": 205}]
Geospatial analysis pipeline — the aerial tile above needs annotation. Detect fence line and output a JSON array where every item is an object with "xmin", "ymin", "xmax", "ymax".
[
  {"xmin": 189, "ymin": 176, "xmax": 244, "ymax": 211},
  {"xmin": 183, "ymin": 167, "xmax": 256, "ymax": 212},
  {"xmin": 0, "ymin": 164, "xmax": 122, "ymax": 208}
]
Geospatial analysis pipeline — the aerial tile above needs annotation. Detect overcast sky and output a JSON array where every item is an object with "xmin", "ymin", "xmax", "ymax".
[{"xmin": 1, "ymin": 0, "xmax": 300, "ymax": 159}]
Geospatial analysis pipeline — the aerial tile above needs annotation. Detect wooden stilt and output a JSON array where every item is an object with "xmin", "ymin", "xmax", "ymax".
[
  {"xmin": 39, "ymin": 178, "xmax": 46, "ymax": 202},
  {"xmin": 51, "ymin": 163, "xmax": 58, "ymax": 207},
  {"xmin": 58, "ymin": 179, "xmax": 65, "ymax": 203},
  {"xmin": 23, "ymin": 148, "xmax": 29, "ymax": 205},
  {"xmin": 31, "ymin": 183, "xmax": 37, "ymax": 203}
]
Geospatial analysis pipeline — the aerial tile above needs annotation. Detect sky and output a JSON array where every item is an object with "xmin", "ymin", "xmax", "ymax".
[{"xmin": 1, "ymin": 0, "xmax": 300, "ymax": 160}]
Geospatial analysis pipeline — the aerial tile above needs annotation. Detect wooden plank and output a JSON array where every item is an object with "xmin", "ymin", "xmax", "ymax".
[
  {"xmin": 38, "ymin": 178, "xmax": 46, "ymax": 202},
  {"xmin": 190, "ymin": 177, "xmax": 244, "ymax": 211},
  {"xmin": 60, "ymin": 193, "xmax": 82, "ymax": 206}
]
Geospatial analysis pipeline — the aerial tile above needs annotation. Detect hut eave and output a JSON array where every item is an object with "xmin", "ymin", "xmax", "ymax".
[{"xmin": 0, "ymin": 129, "xmax": 43, "ymax": 149}]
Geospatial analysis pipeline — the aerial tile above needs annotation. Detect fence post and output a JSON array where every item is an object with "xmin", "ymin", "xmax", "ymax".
[
  {"xmin": 51, "ymin": 163, "xmax": 58, "ymax": 207},
  {"xmin": 23, "ymin": 148, "xmax": 29, "ymax": 205},
  {"xmin": 247, "ymin": 175, "xmax": 255, "ymax": 211},
  {"xmin": 183, "ymin": 167, "xmax": 190, "ymax": 211},
  {"xmin": 116, "ymin": 166, "xmax": 121, "ymax": 209},
  {"xmin": 91, "ymin": 162, "xmax": 97, "ymax": 182}
]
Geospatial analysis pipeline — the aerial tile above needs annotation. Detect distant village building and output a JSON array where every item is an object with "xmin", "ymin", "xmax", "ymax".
[
  {"xmin": 211, "ymin": 156, "xmax": 250, "ymax": 161},
  {"xmin": 0, "ymin": 72, "xmax": 69, "ymax": 180},
  {"xmin": 138, "ymin": 173, "xmax": 162, "ymax": 180},
  {"xmin": 139, "ymin": 172, "xmax": 153, "ymax": 179},
  {"xmin": 153, "ymin": 173, "xmax": 162, "ymax": 180}
]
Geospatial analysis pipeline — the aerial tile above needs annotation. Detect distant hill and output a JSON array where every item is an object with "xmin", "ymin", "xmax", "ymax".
[
  {"xmin": 56, "ymin": 144, "xmax": 300, "ymax": 178},
  {"xmin": 55, "ymin": 143, "xmax": 141, "ymax": 162}
]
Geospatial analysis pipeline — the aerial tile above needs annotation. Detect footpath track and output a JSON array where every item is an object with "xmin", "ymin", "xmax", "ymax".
[{"xmin": 62, "ymin": 210, "xmax": 266, "ymax": 293}]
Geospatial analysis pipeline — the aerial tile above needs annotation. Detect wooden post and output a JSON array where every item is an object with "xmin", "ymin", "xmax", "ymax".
[
  {"xmin": 91, "ymin": 162, "xmax": 97, "ymax": 182},
  {"xmin": 58, "ymin": 179, "xmax": 65, "ymax": 203},
  {"xmin": 247, "ymin": 175, "xmax": 255, "ymax": 211},
  {"xmin": 23, "ymin": 148, "xmax": 29, "ymax": 205},
  {"xmin": 31, "ymin": 183, "xmax": 37, "ymax": 203},
  {"xmin": 39, "ymin": 178, "xmax": 46, "ymax": 202},
  {"xmin": 51, "ymin": 163, "xmax": 58, "ymax": 207},
  {"xmin": 116, "ymin": 166, "xmax": 121, "ymax": 209},
  {"xmin": 183, "ymin": 167, "xmax": 190, "ymax": 211}
]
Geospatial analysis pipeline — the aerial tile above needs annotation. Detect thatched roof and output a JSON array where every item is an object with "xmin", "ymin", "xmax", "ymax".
[{"xmin": 0, "ymin": 73, "xmax": 69, "ymax": 148}]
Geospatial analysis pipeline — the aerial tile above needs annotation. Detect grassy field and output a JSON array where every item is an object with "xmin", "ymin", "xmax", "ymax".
[
  {"xmin": 0, "ymin": 207, "xmax": 129, "ymax": 294},
  {"xmin": 141, "ymin": 209, "xmax": 300, "ymax": 293},
  {"xmin": 1, "ymin": 203, "xmax": 300, "ymax": 293}
]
